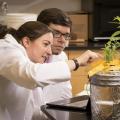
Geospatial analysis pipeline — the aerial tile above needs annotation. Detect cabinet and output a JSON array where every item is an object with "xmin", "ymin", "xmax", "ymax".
[
  {"xmin": 68, "ymin": 14, "xmax": 88, "ymax": 41},
  {"xmin": 65, "ymin": 49, "xmax": 103, "ymax": 96}
]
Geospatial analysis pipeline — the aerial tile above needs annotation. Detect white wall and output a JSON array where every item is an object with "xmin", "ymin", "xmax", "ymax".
[{"xmin": 7, "ymin": 0, "xmax": 81, "ymax": 14}]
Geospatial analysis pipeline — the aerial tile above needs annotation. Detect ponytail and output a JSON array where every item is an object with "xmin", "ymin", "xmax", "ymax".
[
  {"xmin": 0, "ymin": 24, "xmax": 17, "ymax": 39},
  {"xmin": 0, "ymin": 24, "xmax": 8, "ymax": 39}
]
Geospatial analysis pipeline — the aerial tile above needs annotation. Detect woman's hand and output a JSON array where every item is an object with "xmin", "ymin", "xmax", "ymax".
[{"xmin": 76, "ymin": 50, "xmax": 102, "ymax": 66}]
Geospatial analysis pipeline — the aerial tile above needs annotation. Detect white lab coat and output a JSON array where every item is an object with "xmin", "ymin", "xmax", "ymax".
[
  {"xmin": 0, "ymin": 34, "xmax": 71, "ymax": 120},
  {"xmin": 43, "ymin": 52, "xmax": 72, "ymax": 103}
]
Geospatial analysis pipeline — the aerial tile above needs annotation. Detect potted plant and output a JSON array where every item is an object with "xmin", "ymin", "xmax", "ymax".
[
  {"xmin": 90, "ymin": 16, "xmax": 120, "ymax": 120},
  {"xmin": 89, "ymin": 16, "xmax": 120, "ymax": 77}
]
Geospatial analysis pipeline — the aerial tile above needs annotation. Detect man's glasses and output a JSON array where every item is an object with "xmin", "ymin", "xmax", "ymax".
[{"xmin": 52, "ymin": 29, "xmax": 71, "ymax": 40}]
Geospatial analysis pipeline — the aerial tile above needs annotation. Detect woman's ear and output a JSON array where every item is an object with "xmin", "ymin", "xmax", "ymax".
[{"xmin": 21, "ymin": 37, "xmax": 31, "ymax": 48}]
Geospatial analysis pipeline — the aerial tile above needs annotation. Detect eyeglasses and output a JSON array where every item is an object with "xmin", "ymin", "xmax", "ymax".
[{"xmin": 52, "ymin": 29, "xmax": 71, "ymax": 40}]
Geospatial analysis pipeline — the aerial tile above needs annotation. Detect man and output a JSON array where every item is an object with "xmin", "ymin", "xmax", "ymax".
[{"xmin": 37, "ymin": 8, "xmax": 73, "ymax": 103}]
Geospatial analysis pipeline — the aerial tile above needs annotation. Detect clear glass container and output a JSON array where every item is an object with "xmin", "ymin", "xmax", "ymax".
[{"xmin": 90, "ymin": 71, "xmax": 120, "ymax": 120}]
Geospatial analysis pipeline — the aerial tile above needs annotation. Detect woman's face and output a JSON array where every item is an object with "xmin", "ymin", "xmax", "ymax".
[{"xmin": 23, "ymin": 32, "xmax": 53, "ymax": 63}]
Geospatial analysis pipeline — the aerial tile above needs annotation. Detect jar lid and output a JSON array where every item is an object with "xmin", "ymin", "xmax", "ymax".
[{"xmin": 90, "ymin": 71, "xmax": 120, "ymax": 86}]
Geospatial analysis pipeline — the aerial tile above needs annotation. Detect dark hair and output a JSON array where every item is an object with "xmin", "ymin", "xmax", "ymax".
[
  {"xmin": 0, "ymin": 21, "xmax": 53, "ymax": 42},
  {"xmin": 15, "ymin": 21, "xmax": 53, "ymax": 42},
  {"xmin": 37, "ymin": 8, "xmax": 72, "ymax": 29},
  {"xmin": 0, "ymin": 24, "xmax": 8, "ymax": 38}
]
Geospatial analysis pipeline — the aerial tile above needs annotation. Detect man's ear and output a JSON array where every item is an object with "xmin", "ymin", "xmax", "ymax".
[{"xmin": 22, "ymin": 37, "xmax": 31, "ymax": 48}]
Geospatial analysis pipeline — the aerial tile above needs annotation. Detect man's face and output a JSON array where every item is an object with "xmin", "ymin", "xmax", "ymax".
[{"xmin": 49, "ymin": 23, "xmax": 71, "ymax": 55}]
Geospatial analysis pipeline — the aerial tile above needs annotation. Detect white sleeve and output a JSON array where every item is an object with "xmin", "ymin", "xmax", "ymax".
[
  {"xmin": 0, "ymin": 48, "xmax": 71, "ymax": 89},
  {"xmin": 34, "ymin": 62, "xmax": 71, "ymax": 86}
]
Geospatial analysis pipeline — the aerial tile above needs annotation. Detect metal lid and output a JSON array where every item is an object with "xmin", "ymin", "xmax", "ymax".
[{"xmin": 90, "ymin": 71, "xmax": 120, "ymax": 86}]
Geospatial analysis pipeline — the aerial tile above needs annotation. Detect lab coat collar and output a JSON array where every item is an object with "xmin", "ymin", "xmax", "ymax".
[
  {"xmin": 5, "ymin": 34, "xmax": 19, "ymax": 45},
  {"xmin": 4, "ymin": 34, "xmax": 28, "ymax": 57}
]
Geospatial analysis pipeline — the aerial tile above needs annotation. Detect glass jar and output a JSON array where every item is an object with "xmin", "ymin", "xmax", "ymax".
[{"xmin": 90, "ymin": 71, "xmax": 120, "ymax": 120}]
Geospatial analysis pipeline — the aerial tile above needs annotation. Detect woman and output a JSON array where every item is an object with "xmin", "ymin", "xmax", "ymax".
[
  {"xmin": 0, "ymin": 21, "xmax": 55, "ymax": 120},
  {"xmin": 0, "ymin": 21, "xmax": 100, "ymax": 120}
]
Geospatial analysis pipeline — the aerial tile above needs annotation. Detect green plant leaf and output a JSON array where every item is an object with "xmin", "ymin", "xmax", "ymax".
[{"xmin": 104, "ymin": 16, "xmax": 120, "ymax": 63}]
